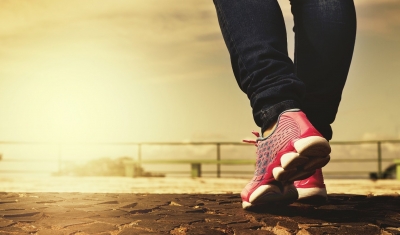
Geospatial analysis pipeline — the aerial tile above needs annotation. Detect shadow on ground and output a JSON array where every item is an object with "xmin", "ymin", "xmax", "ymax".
[{"xmin": 0, "ymin": 192, "xmax": 399, "ymax": 234}]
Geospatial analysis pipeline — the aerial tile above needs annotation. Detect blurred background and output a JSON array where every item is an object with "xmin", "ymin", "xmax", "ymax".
[{"xmin": 0, "ymin": 0, "xmax": 399, "ymax": 182}]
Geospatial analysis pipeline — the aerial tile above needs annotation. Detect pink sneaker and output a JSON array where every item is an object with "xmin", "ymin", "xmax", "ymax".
[
  {"xmin": 241, "ymin": 109, "xmax": 330, "ymax": 209},
  {"xmin": 294, "ymin": 168, "xmax": 328, "ymax": 202}
]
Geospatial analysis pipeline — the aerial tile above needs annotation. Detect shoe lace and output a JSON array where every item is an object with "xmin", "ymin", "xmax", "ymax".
[{"xmin": 242, "ymin": 131, "xmax": 260, "ymax": 147}]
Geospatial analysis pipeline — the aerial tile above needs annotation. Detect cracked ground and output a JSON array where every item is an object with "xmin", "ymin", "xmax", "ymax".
[{"xmin": 0, "ymin": 192, "xmax": 400, "ymax": 234}]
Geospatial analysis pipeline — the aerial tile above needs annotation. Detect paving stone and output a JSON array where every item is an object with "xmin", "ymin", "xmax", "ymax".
[
  {"xmin": 2, "ymin": 211, "xmax": 43, "ymax": 223},
  {"xmin": 67, "ymin": 222, "xmax": 117, "ymax": 234},
  {"xmin": 35, "ymin": 199, "xmax": 63, "ymax": 204},
  {"xmin": 39, "ymin": 217, "xmax": 93, "ymax": 228},
  {"xmin": 306, "ymin": 226, "xmax": 339, "ymax": 235},
  {"xmin": 133, "ymin": 221, "xmax": 179, "ymax": 233},
  {"xmin": 40, "ymin": 206, "xmax": 73, "ymax": 215},
  {"xmin": 186, "ymin": 226, "xmax": 229, "ymax": 235},
  {"xmin": 377, "ymin": 218, "xmax": 400, "ymax": 228},
  {"xmin": 277, "ymin": 220, "xmax": 299, "ymax": 232},
  {"xmin": 234, "ymin": 230, "xmax": 275, "ymax": 235},
  {"xmin": 0, "ymin": 219, "xmax": 15, "ymax": 228},
  {"xmin": 77, "ymin": 205, "xmax": 120, "ymax": 212},
  {"xmin": 384, "ymin": 228, "xmax": 400, "ymax": 235},
  {"xmin": 36, "ymin": 229, "xmax": 74, "ymax": 235},
  {"xmin": 0, "ymin": 225, "xmax": 28, "ymax": 234},
  {"xmin": 13, "ymin": 223, "xmax": 39, "ymax": 233},
  {"xmin": 227, "ymin": 221, "xmax": 259, "ymax": 230},
  {"xmin": 89, "ymin": 215, "xmax": 135, "ymax": 225},
  {"xmin": 336, "ymin": 224, "xmax": 381, "ymax": 234},
  {"xmin": 6, "ymin": 216, "xmax": 42, "ymax": 223},
  {"xmin": 157, "ymin": 214, "xmax": 206, "ymax": 224},
  {"xmin": 118, "ymin": 227, "xmax": 158, "ymax": 234},
  {"xmin": 91, "ymin": 209, "xmax": 130, "ymax": 217}
]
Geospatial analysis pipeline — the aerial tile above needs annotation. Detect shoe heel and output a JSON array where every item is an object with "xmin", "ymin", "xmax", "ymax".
[
  {"xmin": 294, "ymin": 136, "xmax": 331, "ymax": 157},
  {"xmin": 273, "ymin": 166, "xmax": 315, "ymax": 182},
  {"xmin": 297, "ymin": 187, "xmax": 328, "ymax": 203},
  {"xmin": 281, "ymin": 152, "xmax": 309, "ymax": 169},
  {"xmin": 249, "ymin": 184, "xmax": 282, "ymax": 204},
  {"xmin": 303, "ymin": 155, "xmax": 331, "ymax": 170}
]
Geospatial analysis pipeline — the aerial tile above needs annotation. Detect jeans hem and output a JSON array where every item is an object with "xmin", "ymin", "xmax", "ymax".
[{"xmin": 259, "ymin": 100, "xmax": 300, "ymax": 133}]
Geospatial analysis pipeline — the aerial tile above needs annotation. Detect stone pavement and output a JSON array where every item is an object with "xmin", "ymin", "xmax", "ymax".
[
  {"xmin": 0, "ymin": 177, "xmax": 400, "ymax": 234},
  {"xmin": 0, "ymin": 193, "xmax": 400, "ymax": 234}
]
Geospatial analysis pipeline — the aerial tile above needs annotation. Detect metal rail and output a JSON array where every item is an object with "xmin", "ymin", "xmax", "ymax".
[{"xmin": 0, "ymin": 140, "xmax": 399, "ymax": 178}]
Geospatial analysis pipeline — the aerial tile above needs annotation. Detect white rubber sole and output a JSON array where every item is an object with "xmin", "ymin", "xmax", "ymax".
[
  {"xmin": 243, "ymin": 184, "xmax": 298, "ymax": 209},
  {"xmin": 297, "ymin": 187, "xmax": 327, "ymax": 201},
  {"xmin": 273, "ymin": 136, "xmax": 330, "ymax": 182}
]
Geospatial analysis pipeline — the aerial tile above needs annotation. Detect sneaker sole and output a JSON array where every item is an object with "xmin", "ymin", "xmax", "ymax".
[
  {"xmin": 243, "ymin": 184, "xmax": 298, "ymax": 209},
  {"xmin": 297, "ymin": 187, "xmax": 328, "ymax": 203},
  {"xmin": 273, "ymin": 136, "xmax": 330, "ymax": 182}
]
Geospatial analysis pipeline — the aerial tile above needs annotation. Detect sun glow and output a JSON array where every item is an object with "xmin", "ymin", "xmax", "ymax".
[{"xmin": 0, "ymin": 41, "xmax": 150, "ymax": 143}]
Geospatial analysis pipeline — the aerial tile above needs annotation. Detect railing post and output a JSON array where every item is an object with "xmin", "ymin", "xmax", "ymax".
[
  {"xmin": 377, "ymin": 141, "xmax": 382, "ymax": 179},
  {"xmin": 217, "ymin": 143, "xmax": 221, "ymax": 178},
  {"xmin": 191, "ymin": 163, "xmax": 201, "ymax": 178}
]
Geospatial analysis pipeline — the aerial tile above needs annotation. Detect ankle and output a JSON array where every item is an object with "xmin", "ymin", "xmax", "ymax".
[{"xmin": 262, "ymin": 121, "xmax": 277, "ymax": 137}]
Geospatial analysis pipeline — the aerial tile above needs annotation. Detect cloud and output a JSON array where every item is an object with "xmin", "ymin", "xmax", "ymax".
[{"xmin": 0, "ymin": 0, "xmax": 229, "ymax": 84}]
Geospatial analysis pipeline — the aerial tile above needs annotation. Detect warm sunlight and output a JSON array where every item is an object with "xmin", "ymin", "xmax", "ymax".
[
  {"xmin": 0, "ymin": 4, "xmax": 399, "ymax": 232},
  {"xmin": 0, "ymin": 41, "xmax": 149, "ymax": 142},
  {"xmin": 0, "ymin": 0, "xmax": 399, "ymax": 144}
]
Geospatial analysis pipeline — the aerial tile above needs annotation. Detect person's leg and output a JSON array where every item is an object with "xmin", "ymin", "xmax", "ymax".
[
  {"xmin": 213, "ymin": 0, "xmax": 305, "ymax": 134},
  {"xmin": 214, "ymin": 0, "xmax": 331, "ymax": 210},
  {"xmin": 291, "ymin": 0, "xmax": 357, "ymax": 140},
  {"xmin": 290, "ymin": 0, "xmax": 357, "ymax": 201}
]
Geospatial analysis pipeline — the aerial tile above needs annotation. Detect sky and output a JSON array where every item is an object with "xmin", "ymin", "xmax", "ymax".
[{"xmin": 0, "ymin": 0, "xmax": 399, "ymax": 143}]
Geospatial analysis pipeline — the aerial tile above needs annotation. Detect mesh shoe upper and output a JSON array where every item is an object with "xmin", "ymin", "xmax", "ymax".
[
  {"xmin": 241, "ymin": 112, "xmax": 300, "ymax": 202},
  {"xmin": 241, "ymin": 109, "xmax": 330, "ymax": 207}
]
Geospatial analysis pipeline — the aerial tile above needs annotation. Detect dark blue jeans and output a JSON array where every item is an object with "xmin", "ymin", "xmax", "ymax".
[{"xmin": 213, "ymin": 0, "xmax": 356, "ymax": 140}]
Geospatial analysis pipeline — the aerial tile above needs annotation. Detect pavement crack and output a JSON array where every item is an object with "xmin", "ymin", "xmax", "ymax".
[
  {"xmin": 225, "ymin": 220, "xmax": 251, "ymax": 225},
  {"xmin": 198, "ymin": 197, "xmax": 217, "ymax": 202},
  {"xmin": 218, "ymin": 201, "xmax": 233, "ymax": 205},
  {"xmin": 36, "ymin": 200, "xmax": 62, "ymax": 204},
  {"xmin": 120, "ymin": 202, "xmax": 138, "ymax": 208},
  {"xmin": 185, "ymin": 208, "xmax": 208, "ymax": 213},
  {"xmin": 189, "ymin": 220, "xmax": 206, "ymax": 226},
  {"xmin": 0, "ymin": 200, "xmax": 17, "ymax": 204},
  {"xmin": 63, "ymin": 221, "xmax": 94, "ymax": 229},
  {"xmin": 128, "ymin": 209, "xmax": 153, "ymax": 214},
  {"xmin": 97, "ymin": 200, "xmax": 119, "ymax": 205},
  {"xmin": 3, "ymin": 211, "xmax": 41, "ymax": 218},
  {"xmin": 0, "ymin": 221, "xmax": 17, "ymax": 228},
  {"xmin": 248, "ymin": 226, "xmax": 263, "ymax": 230},
  {"xmin": 244, "ymin": 214, "xmax": 265, "ymax": 226}
]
